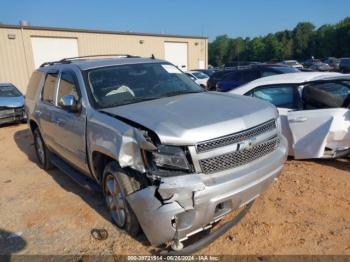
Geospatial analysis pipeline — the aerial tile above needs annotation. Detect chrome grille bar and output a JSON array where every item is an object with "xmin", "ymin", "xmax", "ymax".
[
  {"xmin": 196, "ymin": 119, "xmax": 276, "ymax": 153},
  {"xmin": 199, "ymin": 136, "xmax": 280, "ymax": 174}
]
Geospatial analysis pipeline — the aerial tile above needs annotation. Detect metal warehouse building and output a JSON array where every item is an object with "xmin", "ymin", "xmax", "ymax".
[{"xmin": 0, "ymin": 24, "xmax": 208, "ymax": 93}]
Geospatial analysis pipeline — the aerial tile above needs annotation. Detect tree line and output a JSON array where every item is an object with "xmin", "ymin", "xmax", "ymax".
[{"xmin": 209, "ymin": 17, "xmax": 350, "ymax": 67}]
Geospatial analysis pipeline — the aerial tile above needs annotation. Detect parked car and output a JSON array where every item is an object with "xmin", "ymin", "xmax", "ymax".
[
  {"xmin": 225, "ymin": 61, "xmax": 262, "ymax": 68},
  {"xmin": 231, "ymin": 72, "xmax": 350, "ymax": 159},
  {"xmin": 192, "ymin": 69, "xmax": 216, "ymax": 77},
  {"xmin": 214, "ymin": 65, "xmax": 300, "ymax": 92},
  {"xmin": 206, "ymin": 70, "xmax": 231, "ymax": 90},
  {"xmin": 281, "ymin": 60, "xmax": 303, "ymax": 69},
  {"xmin": 302, "ymin": 58, "xmax": 331, "ymax": 71},
  {"xmin": 322, "ymin": 57, "xmax": 340, "ymax": 71},
  {"xmin": 339, "ymin": 58, "xmax": 350, "ymax": 73},
  {"xmin": 302, "ymin": 58, "xmax": 318, "ymax": 68},
  {"xmin": 309, "ymin": 61, "xmax": 332, "ymax": 72},
  {"xmin": 25, "ymin": 56, "xmax": 287, "ymax": 252},
  {"xmin": 0, "ymin": 83, "xmax": 26, "ymax": 125},
  {"xmin": 185, "ymin": 70, "xmax": 209, "ymax": 87}
]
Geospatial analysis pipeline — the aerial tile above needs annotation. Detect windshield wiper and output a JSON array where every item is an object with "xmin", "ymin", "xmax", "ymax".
[
  {"xmin": 163, "ymin": 90, "xmax": 204, "ymax": 97},
  {"xmin": 101, "ymin": 96, "xmax": 161, "ymax": 108}
]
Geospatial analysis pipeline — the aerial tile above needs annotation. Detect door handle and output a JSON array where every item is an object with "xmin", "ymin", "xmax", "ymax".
[{"xmin": 289, "ymin": 116, "xmax": 308, "ymax": 123}]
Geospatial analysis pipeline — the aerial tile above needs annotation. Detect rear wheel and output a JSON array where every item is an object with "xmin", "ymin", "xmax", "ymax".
[
  {"xmin": 103, "ymin": 161, "xmax": 141, "ymax": 237},
  {"xmin": 33, "ymin": 128, "xmax": 53, "ymax": 170}
]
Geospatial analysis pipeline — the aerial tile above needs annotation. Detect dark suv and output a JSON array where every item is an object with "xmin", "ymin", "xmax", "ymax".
[
  {"xmin": 339, "ymin": 58, "xmax": 350, "ymax": 73},
  {"xmin": 207, "ymin": 65, "xmax": 299, "ymax": 92}
]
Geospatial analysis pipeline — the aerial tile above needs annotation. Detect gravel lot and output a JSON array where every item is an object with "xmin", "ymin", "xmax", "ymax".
[{"xmin": 0, "ymin": 124, "xmax": 350, "ymax": 255}]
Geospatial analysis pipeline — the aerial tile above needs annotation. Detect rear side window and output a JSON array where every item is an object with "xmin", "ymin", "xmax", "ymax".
[
  {"xmin": 212, "ymin": 71, "xmax": 228, "ymax": 80},
  {"xmin": 341, "ymin": 59, "xmax": 350, "ymax": 66},
  {"xmin": 310, "ymin": 82, "xmax": 350, "ymax": 100},
  {"xmin": 57, "ymin": 71, "xmax": 80, "ymax": 103},
  {"xmin": 303, "ymin": 82, "xmax": 350, "ymax": 109},
  {"xmin": 261, "ymin": 70, "xmax": 278, "ymax": 77},
  {"xmin": 222, "ymin": 71, "xmax": 240, "ymax": 81},
  {"xmin": 241, "ymin": 70, "xmax": 259, "ymax": 81},
  {"xmin": 273, "ymin": 67, "xmax": 299, "ymax": 73},
  {"xmin": 42, "ymin": 73, "xmax": 58, "ymax": 104},
  {"xmin": 251, "ymin": 85, "xmax": 299, "ymax": 109},
  {"xmin": 26, "ymin": 71, "xmax": 44, "ymax": 100}
]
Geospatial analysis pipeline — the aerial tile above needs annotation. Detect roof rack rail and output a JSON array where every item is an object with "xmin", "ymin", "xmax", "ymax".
[{"xmin": 39, "ymin": 54, "xmax": 140, "ymax": 68}]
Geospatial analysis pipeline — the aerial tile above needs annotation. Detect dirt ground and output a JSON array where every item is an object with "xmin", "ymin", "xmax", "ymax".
[{"xmin": 0, "ymin": 124, "xmax": 349, "ymax": 256}]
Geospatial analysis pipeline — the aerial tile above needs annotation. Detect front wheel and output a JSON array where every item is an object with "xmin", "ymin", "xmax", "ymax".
[{"xmin": 103, "ymin": 162, "xmax": 141, "ymax": 237}]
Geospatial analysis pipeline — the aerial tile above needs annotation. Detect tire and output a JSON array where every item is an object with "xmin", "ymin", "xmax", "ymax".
[
  {"xmin": 33, "ymin": 128, "xmax": 53, "ymax": 170},
  {"xmin": 102, "ymin": 161, "xmax": 141, "ymax": 237}
]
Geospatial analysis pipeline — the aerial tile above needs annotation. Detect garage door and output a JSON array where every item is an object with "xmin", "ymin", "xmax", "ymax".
[
  {"xmin": 164, "ymin": 42, "xmax": 188, "ymax": 71},
  {"xmin": 31, "ymin": 37, "xmax": 79, "ymax": 68}
]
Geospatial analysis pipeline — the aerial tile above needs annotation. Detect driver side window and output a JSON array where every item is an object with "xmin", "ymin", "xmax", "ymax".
[{"xmin": 57, "ymin": 71, "xmax": 80, "ymax": 106}]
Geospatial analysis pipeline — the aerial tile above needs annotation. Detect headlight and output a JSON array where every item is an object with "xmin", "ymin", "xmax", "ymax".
[
  {"xmin": 152, "ymin": 145, "xmax": 190, "ymax": 171},
  {"xmin": 275, "ymin": 113, "xmax": 282, "ymax": 134}
]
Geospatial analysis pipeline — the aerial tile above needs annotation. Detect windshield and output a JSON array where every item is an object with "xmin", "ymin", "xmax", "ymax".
[
  {"xmin": 87, "ymin": 63, "xmax": 203, "ymax": 108},
  {"xmin": 273, "ymin": 67, "xmax": 300, "ymax": 73},
  {"xmin": 192, "ymin": 72, "xmax": 209, "ymax": 79},
  {"xmin": 284, "ymin": 61, "xmax": 297, "ymax": 65},
  {"xmin": 0, "ymin": 85, "xmax": 22, "ymax": 97}
]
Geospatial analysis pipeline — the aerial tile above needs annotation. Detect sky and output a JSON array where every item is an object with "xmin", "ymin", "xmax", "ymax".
[{"xmin": 1, "ymin": 0, "xmax": 350, "ymax": 41}]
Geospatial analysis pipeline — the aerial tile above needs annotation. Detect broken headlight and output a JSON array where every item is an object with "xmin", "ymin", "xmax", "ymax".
[{"xmin": 152, "ymin": 145, "xmax": 190, "ymax": 171}]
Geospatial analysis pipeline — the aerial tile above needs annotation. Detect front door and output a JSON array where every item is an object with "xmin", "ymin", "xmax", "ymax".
[
  {"xmin": 49, "ymin": 70, "xmax": 88, "ymax": 173},
  {"xmin": 287, "ymin": 109, "xmax": 347, "ymax": 159}
]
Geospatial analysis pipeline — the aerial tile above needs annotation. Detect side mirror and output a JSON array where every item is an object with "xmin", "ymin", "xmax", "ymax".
[{"xmin": 58, "ymin": 95, "xmax": 81, "ymax": 113}]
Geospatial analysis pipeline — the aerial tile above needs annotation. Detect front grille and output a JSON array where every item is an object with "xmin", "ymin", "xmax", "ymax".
[
  {"xmin": 196, "ymin": 119, "xmax": 276, "ymax": 153},
  {"xmin": 199, "ymin": 136, "xmax": 280, "ymax": 174}
]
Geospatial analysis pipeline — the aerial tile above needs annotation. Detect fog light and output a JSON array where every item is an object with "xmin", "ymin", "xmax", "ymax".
[
  {"xmin": 214, "ymin": 200, "xmax": 231, "ymax": 218},
  {"xmin": 172, "ymin": 210, "xmax": 196, "ymax": 231}
]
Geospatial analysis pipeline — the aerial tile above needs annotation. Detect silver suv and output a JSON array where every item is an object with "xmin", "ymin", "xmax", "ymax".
[{"xmin": 25, "ymin": 55, "xmax": 287, "ymax": 252}]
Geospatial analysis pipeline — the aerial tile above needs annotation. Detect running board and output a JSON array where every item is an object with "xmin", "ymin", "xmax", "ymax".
[{"xmin": 50, "ymin": 154, "xmax": 102, "ymax": 193}]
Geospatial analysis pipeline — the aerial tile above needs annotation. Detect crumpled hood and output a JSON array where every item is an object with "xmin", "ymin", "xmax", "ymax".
[
  {"xmin": 0, "ymin": 96, "xmax": 24, "ymax": 108},
  {"xmin": 102, "ymin": 92, "xmax": 278, "ymax": 145}
]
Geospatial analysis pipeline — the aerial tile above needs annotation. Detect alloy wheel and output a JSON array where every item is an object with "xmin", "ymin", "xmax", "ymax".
[{"xmin": 104, "ymin": 174, "xmax": 127, "ymax": 228}]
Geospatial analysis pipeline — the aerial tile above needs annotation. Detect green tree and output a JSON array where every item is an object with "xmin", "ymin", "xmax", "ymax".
[
  {"xmin": 275, "ymin": 30, "xmax": 293, "ymax": 59},
  {"xmin": 208, "ymin": 17, "xmax": 350, "ymax": 66},
  {"xmin": 247, "ymin": 37, "xmax": 265, "ymax": 61},
  {"xmin": 292, "ymin": 22, "xmax": 316, "ymax": 59},
  {"xmin": 208, "ymin": 35, "xmax": 231, "ymax": 66},
  {"xmin": 262, "ymin": 34, "xmax": 284, "ymax": 61},
  {"xmin": 334, "ymin": 17, "xmax": 350, "ymax": 57}
]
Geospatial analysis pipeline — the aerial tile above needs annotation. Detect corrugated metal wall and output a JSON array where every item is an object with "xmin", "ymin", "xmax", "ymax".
[{"xmin": 0, "ymin": 26, "xmax": 208, "ymax": 93}]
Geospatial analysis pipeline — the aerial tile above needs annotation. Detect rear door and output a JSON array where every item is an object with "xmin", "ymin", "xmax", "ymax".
[{"xmin": 217, "ymin": 71, "xmax": 242, "ymax": 91}]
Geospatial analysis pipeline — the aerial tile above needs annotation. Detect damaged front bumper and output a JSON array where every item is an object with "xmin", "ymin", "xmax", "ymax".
[
  {"xmin": 127, "ymin": 136, "xmax": 288, "ymax": 246},
  {"xmin": 0, "ymin": 107, "xmax": 26, "ymax": 125}
]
